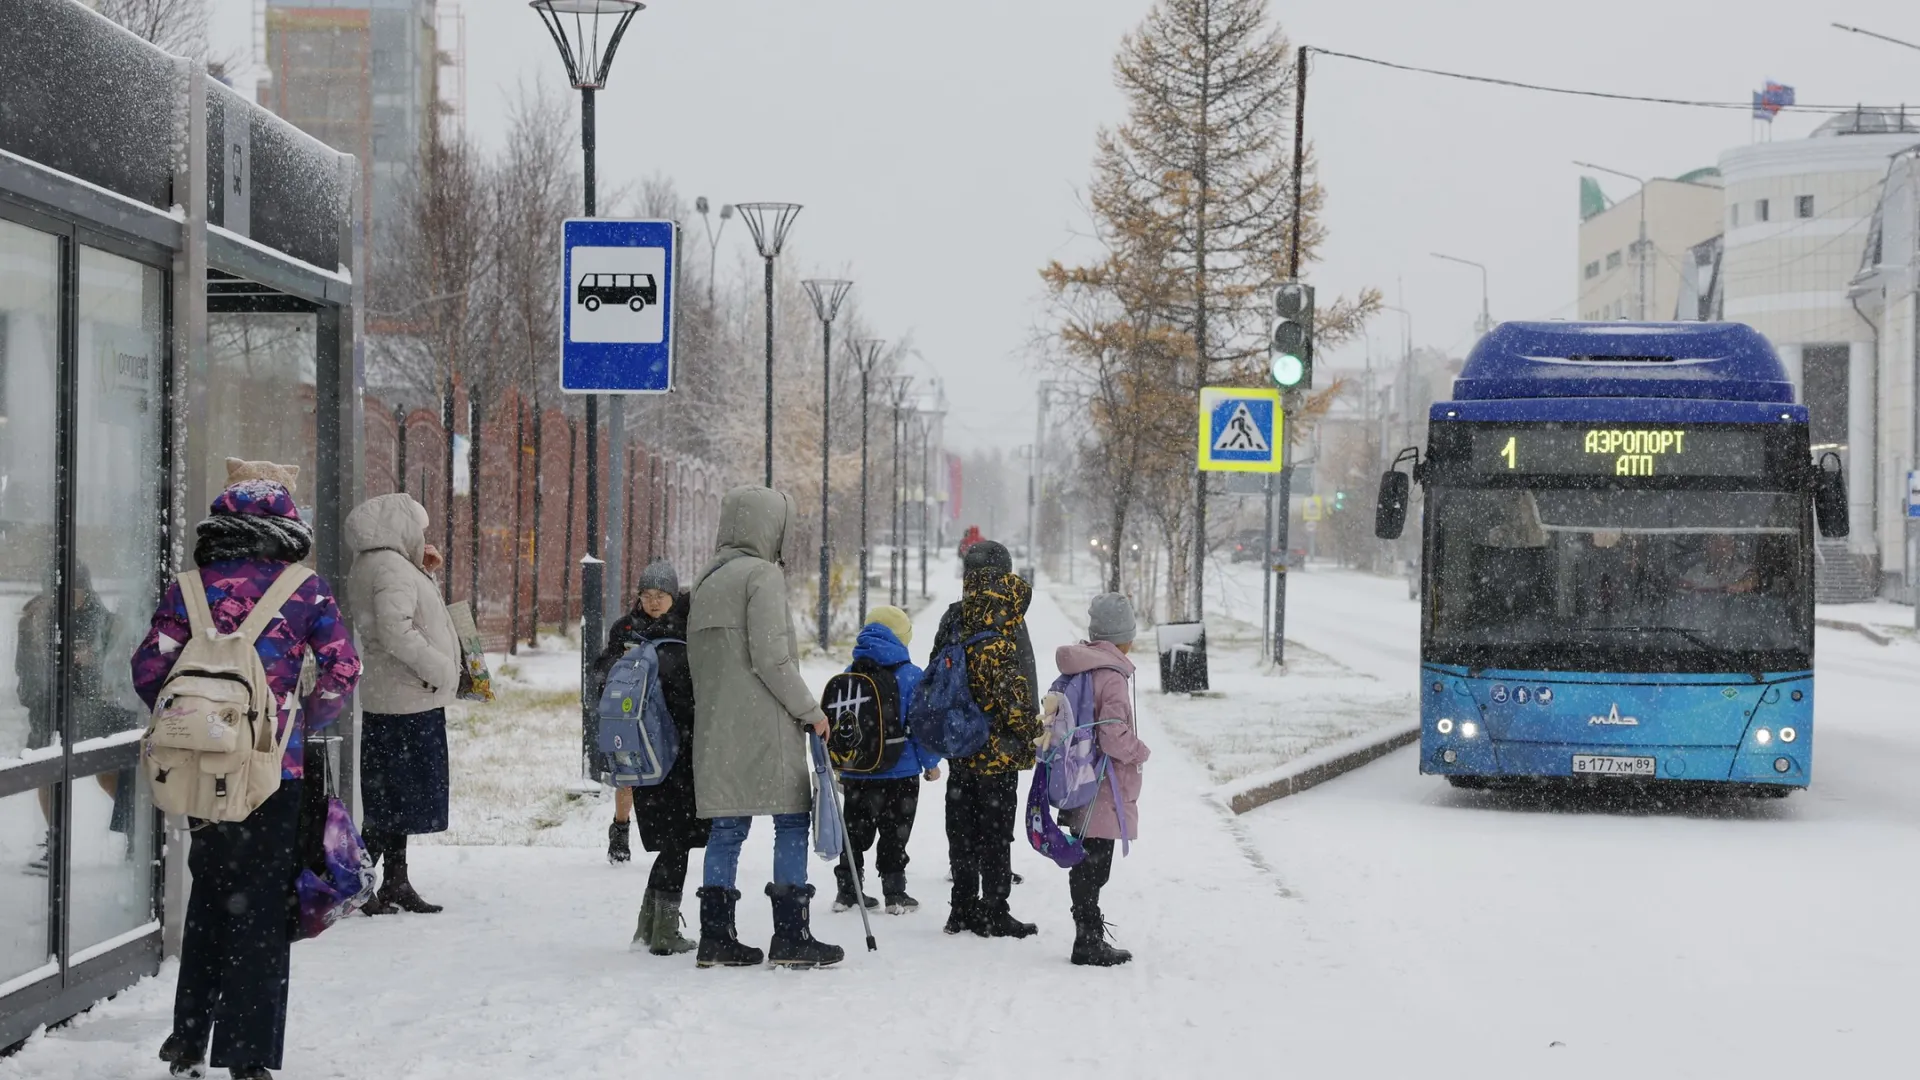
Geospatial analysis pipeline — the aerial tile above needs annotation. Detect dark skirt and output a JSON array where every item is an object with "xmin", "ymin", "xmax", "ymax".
[{"xmin": 360, "ymin": 708, "xmax": 450, "ymax": 836}]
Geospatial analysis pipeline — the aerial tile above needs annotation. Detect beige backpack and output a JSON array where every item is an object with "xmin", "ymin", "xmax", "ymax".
[{"xmin": 142, "ymin": 565, "xmax": 313, "ymax": 823}]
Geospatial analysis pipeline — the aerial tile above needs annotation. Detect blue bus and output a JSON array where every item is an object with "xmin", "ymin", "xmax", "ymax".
[{"xmin": 1374, "ymin": 322, "xmax": 1849, "ymax": 796}]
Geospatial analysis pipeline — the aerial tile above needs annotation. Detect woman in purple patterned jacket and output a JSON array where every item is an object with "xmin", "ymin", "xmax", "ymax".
[{"xmin": 134, "ymin": 459, "xmax": 361, "ymax": 1080}]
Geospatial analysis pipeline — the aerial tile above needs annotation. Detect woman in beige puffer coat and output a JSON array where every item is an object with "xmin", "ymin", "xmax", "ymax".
[{"xmin": 345, "ymin": 492, "xmax": 461, "ymax": 914}]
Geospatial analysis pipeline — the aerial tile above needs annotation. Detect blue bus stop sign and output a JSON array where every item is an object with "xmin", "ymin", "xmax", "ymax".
[{"xmin": 561, "ymin": 218, "xmax": 678, "ymax": 394}]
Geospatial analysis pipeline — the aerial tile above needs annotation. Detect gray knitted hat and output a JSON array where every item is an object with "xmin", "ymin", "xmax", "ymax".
[
  {"xmin": 636, "ymin": 560, "xmax": 679, "ymax": 597},
  {"xmin": 1087, "ymin": 592, "xmax": 1136, "ymax": 646}
]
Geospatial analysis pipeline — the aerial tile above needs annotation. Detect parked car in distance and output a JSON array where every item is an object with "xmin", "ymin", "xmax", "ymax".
[{"xmin": 1230, "ymin": 529, "xmax": 1265, "ymax": 563}]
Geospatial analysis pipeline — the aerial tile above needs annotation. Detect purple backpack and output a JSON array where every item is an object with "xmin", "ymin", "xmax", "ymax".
[
  {"xmin": 293, "ymin": 795, "xmax": 376, "ymax": 939},
  {"xmin": 1043, "ymin": 672, "xmax": 1107, "ymax": 810},
  {"xmin": 1025, "ymin": 764, "xmax": 1085, "ymax": 869}
]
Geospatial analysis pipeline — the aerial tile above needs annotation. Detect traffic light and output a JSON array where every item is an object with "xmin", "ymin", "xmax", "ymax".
[
  {"xmin": 1334, "ymin": 490, "xmax": 1347, "ymax": 512},
  {"xmin": 1271, "ymin": 281, "xmax": 1315, "ymax": 389}
]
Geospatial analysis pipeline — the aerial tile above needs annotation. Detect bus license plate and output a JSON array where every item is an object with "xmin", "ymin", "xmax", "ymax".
[{"xmin": 1572, "ymin": 754, "xmax": 1656, "ymax": 777}]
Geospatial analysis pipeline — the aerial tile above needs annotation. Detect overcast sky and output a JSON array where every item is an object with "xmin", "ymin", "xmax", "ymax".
[{"xmin": 216, "ymin": 0, "xmax": 1920, "ymax": 450}]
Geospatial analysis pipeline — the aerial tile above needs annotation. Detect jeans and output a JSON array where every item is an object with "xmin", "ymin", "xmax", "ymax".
[{"xmin": 702, "ymin": 812, "xmax": 810, "ymax": 889}]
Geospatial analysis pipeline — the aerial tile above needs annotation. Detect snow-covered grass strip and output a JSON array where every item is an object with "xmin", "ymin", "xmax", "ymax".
[{"xmin": 1216, "ymin": 721, "xmax": 1419, "ymax": 815}]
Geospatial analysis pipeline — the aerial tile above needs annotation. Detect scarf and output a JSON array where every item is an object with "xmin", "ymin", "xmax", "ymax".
[{"xmin": 194, "ymin": 510, "xmax": 314, "ymax": 566}]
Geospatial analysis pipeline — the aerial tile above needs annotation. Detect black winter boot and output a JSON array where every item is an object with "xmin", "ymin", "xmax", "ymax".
[
  {"xmin": 157, "ymin": 1033, "xmax": 206, "ymax": 1078},
  {"xmin": 832, "ymin": 862, "xmax": 877, "ymax": 912},
  {"xmin": 766, "ymin": 883, "xmax": 845, "ymax": 968},
  {"xmin": 972, "ymin": 899, "xmax": 1038, "ymax": 939},
  {"xmin": 228, "ymin": 1067, "xmax": 274, "ymax": 1080},
  {"xmin": 882, "ymin": 872, "xmax": 919, "ymax": 914},
  {"xmin": 695, "ymin": 886, "xmax": 763, "ymax": 967},
  {"xmin": 375, "ymin": 843, "xmax": 442, "ymax": 914},
  {"xmin": 943, "ymin": 899, "xmax": 976, "ymax": 935},
  {"xmin": 608, "ymin": 818, "xmax": 632, "ymax": 864},
  {"xmin": 1070, "ymin": 907, "xmax": 1132, "ymax": 967}
]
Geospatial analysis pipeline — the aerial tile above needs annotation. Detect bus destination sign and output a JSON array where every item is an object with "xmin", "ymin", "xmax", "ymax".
[{"xmin": 1471, "ymin": 427, "xmax": 1765, "ymax": 478}]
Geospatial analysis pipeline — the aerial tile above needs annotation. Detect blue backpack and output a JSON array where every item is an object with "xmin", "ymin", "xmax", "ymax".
[
  {"xmin": 907, "ymin": 631, "xmax": 998, "ymax": 760},
  {"xmin": 596, "ymin": 638, "xmax": 681, "ymax": 787}
]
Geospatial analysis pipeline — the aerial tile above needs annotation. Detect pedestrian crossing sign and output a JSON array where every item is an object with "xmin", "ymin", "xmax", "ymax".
[{"xmin": 1198, "ymin": 387, "xmax": 1283, "ymax": 472}]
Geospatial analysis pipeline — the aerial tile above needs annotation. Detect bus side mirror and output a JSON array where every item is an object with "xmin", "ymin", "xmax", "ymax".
[
  {"xmin": 1375, "ymin": 470, "xmax": 1411, "ymax": 540},
  {"xmin": 1814, "ymin": 452, "xmax": 1848, "ymax": 539}
]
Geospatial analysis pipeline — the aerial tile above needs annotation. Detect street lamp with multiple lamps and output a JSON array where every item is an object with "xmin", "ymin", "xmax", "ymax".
[
  {"xmin": 1573, "ymin": 160, "xmax": 1649, "ymax": 320},
  {"xmin": 736, "ymin": 202, "xmax": 803, "ymax": 488},
  {"xmin": 1430, "ymin": 251, "xmax": 1491, "ymax": 338},
  {"xmin": 802, "ymin": 278, "xmax": 853, "ymax": 650},
  {"xmin": 529, "ymin": 0, "xmax": 641, "ymax": 778}
]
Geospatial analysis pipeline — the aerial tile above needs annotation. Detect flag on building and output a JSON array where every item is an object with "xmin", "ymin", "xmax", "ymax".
[{"xmin": 1752, "ymin": 81, "xmax": 1796, "ymax": 122}]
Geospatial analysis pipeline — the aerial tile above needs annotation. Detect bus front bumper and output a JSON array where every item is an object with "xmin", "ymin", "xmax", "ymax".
[{"xmin": 1420, "ymin": 735, "xmax": 1809, "ymax": 787}]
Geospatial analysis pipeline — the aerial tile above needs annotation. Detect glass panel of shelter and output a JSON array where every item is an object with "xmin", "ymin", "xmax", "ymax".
[
  {"xmin": 66, "ymin": 246, "xmax": 166, "ymax": 958},
  {"xmin": 0, "ymin": 217, "xmax": 62, "ymax": 991}
]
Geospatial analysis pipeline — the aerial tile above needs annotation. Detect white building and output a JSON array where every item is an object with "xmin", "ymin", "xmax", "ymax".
[
  {"xmin": 1718, "ymin": 109, "xmax": 1920, "ymax": 596},
  {"xmin": 1849, "ymin": 141, "xmax": 1920, "ymax": 594},
  {"xmin": 1577, "ymin": 170, "xmax": 1724, "ymax": 323}
]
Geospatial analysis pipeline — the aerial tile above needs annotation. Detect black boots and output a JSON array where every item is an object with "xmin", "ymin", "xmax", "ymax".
[
  {"xmin": 608, "ymin": 818, "xmax": 632, "ymax": 864},
  {"xmin": 766, "ymin": 883, "xmax": 844, "ymax": 968},
  {"xmin": 882, "ymin": 872, "xmax": 919, "ymax": 914},
  {"xmin": 943, "ymin": 898, "xmax": 976, "ymax": 935},
  {"xmin": 971, "ymin": 899, "xmax": 1038, "ymax": 939},
  {"xmin": 1070, "ymin": 906, "xmax": 1132, "ymax": 967},
  {"xmin": 157, "ymin": 1033, "xmax": 206, "ymax": 1079},
  {"xmin": 695, "ymin": 886, "xmax": 763, "ymax": 967},
  {"xmin": 831, "ymin": 862, "xmax": 877, "ymax": 912},
  {"xmin": 371, "ymin": 843, "xmax": 442, "ymax": 915}
]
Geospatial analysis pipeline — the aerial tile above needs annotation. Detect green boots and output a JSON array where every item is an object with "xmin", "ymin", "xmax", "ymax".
[{"xmin": 629, "ymin": 889, "xmax": 696, "ymax": 955}]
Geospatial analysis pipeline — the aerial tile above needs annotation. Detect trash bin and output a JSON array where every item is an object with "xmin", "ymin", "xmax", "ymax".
[{"xmin": 1156, "ymin": 621, "xmax": 1209, "ymax": 694}]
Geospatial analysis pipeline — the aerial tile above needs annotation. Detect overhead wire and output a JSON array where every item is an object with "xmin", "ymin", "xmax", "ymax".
[{"xmin": 1307, "ymin": 46, "xmax": 1907, "ymax": 116}]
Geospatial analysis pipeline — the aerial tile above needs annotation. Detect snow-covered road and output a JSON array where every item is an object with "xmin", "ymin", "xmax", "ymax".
[{"xmin": 7, "ymin": 565, "xmax": 1917, "ymax": 1078}]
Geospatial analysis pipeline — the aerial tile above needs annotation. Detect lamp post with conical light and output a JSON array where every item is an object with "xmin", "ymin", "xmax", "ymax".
[
  {"xmin": 529, "ymin": 0, "xmax": 642, "ymax": 780},
  {"xmin": 847, "ymin": 339, "xmax": 887, "ymax": 624},
  {"xmin": 802, "ymin": 278, "xmax": 853, "ymax": 649},
  {"xmin": 736, "ymin": 203, "xmax": 802, "ymax": 488}
]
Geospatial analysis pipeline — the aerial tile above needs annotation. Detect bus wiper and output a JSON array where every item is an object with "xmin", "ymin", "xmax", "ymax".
[{"xmin": 1580, "ymin": 625, "xmax": 1730, "ymax": 656}]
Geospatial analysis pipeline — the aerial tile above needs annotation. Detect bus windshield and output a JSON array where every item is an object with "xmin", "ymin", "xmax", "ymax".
[{"xmin": 1426, "ymin": 486, "xmax": 1811, "ymax": 672}]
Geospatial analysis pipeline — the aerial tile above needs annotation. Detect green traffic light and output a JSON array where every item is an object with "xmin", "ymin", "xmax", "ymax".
[{"xmin": 1271, "ymin": 353, "xmax": 1305, "ymax": 387}]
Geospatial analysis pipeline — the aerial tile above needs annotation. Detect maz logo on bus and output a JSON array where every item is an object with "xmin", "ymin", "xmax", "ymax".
[{"xmin": 1588, "ymin": 703, "xmax": 1640, "ymax": 726}]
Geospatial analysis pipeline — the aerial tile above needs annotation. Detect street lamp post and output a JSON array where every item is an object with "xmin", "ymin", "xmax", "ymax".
[
  {"xmin": 1430, "ymin": 252, "xmax": 1491, "ymax": 337},
  {"xmin": 1574, "ymin": 160, "xmax": 1649, "ymax": 320},
  {"xmin": 736, "ymin": 203, "xmax": 803, "ymax": 488},
  {"xmin": 887, "ymin": 377, "xmax": 914, "ymax": 605},
  {"xmin": 847, "ymin": 339, "xmax": 887, "ymax": 624},
  {"xmin": 917, "ymin": 408, "xmax": 944, "ymax": 599},
  {"xmin": 531, "ymin": 0, "xmax": 642, "ymax": 780},
  {"xmin": 802, "ymin": 279, "xmax": 853, "ymax": 650},
  {"xmin": 694, "ymin": 196, "xmax": 733, "ymax": 309}
]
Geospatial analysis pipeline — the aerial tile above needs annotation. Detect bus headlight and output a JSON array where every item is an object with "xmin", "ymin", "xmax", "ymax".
[
  {"xmin": 1779, "ymin": 727, "xmax": 1797, "ymax": 743},
  {"xmin": 1436, "ymin": 718, "xmax": 1455, "ymax": 735},
  {"xmin": 1460, "ymin": 721, "xmax": 1479, "ymax": 739},
  {"xmin": 1754, "ymin": 728, "xmax": 1772, "ymax": 746}
]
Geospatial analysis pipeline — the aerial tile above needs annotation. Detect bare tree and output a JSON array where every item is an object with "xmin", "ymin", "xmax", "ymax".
[{"xmin": 93, "ymin": 0, "xmax": 209, "ymax": 56}]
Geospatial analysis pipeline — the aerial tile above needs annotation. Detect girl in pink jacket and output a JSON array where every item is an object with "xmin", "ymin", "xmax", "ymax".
[{"xmin": 1052, "ymin": 592, "xmax": 1150, "ymax": 966}]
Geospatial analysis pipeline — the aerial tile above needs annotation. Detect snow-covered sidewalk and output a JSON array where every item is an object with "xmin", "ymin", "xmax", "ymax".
[{"xmin": 2, "ymin": 566, "xmax": 1413, "ymax": 1079}]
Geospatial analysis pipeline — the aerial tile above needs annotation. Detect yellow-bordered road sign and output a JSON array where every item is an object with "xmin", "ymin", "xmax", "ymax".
[{"xmin": 1197, "ymin": 387, "xmax": 1283, "ymax": 472}]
